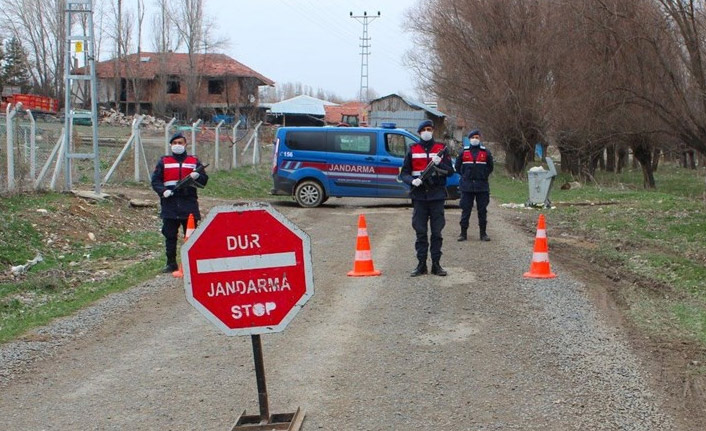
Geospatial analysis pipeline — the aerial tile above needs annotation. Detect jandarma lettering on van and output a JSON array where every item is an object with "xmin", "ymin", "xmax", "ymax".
[{"xmin": 328, "ymin": 164, "xmax": 375, "ymax": 173}]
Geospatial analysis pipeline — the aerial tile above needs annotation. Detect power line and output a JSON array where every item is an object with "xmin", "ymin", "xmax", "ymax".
[{"xmin": 280, "ymin": 0, "xmax": 356, "ymax": 46}]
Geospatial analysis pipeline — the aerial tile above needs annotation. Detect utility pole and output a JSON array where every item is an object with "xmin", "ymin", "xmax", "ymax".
[
  {"xmin": 350, "ymin": 11, "xmax": 380, "ymax": 102},
  {"xmin": 64, "ymin": 0, "xmax": 101, "ymax": 195}
]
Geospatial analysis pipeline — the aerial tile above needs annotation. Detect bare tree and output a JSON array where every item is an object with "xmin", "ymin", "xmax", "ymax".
[
  {"xmin": 93, "ymin": 0, "xmax": 109, "ymax": 63},
  {"xmin": 168, "ymin": 0, "xmax": 204, "ymax": 120},
  {"xmin": 598, "ymin": 0, "xmax": 706, "ymax": 158},
  {"xmin": 406, "ymin": 0, "xmax": 553, "ymax": 176},
  {"xmin": 566, "ymin": 0, "xmax": 681, "ymax": 187},
  {"xmin": 128, "ymin": 0, "xmax": 145, "ymax": 114},
  {"xmin": 150, "ymin": 0, "xmax": 181, "ymax": 117},
  {"xmin": 107, "ymin": 0, "xmax": 125, "ymax": 111},
  {"xmin": 168, "ymin": 0, "xmax": 228, "ymax": 120},
  {"xmin": 151, "ymin": 0, "xmax": 180, "ymax": 53}
]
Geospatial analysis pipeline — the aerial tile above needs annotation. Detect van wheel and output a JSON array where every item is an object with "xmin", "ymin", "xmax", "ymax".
[{"xmin": 294, "ymin": 180, "xmax": 325, "ymax": 207}]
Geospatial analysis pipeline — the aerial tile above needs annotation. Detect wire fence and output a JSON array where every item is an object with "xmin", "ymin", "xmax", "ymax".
[{"xmin": 0, "ymin": 114, "xmax": 276, "ymax": 195}]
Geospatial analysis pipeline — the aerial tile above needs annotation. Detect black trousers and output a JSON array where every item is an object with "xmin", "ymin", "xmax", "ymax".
[
  {"xmin": 412, "ymin": 199, "xmax": 446, "ymax": 262},
  {"xmin": 459, "ymin": 191, "xmax": 489, "ymax": 230},
  {"xmin": 161, "ymin": 218, "xmax": 196, "ymax": 263}
]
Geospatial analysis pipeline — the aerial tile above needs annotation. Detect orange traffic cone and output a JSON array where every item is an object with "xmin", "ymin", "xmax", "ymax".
[
  {"xmin": 173, "ymin": 214, "xmax": 196, "ymax": 278},
  {"xmin": 347, "ymin": 214, "xmax": 381, "ymax": 277},
  {"xmin": 523, "ymin": 213, "xmax": 556, "ymax": 279}
]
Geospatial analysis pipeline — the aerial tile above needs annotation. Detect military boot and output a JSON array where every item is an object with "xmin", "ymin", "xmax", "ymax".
[
  {"xmin": 431, "ymin": 261, "xmax": 447, "ymax": 276},
  {"xmin": 457, "ymin": 228, "xmax": 468, "ymax": 242},
  {"xmin": 410, "ymin": 260, "xmax": 428, "ymax": 277},
  {"xmin": 163, "ymin": 255, "xmax": 178, "ymax": 273},
  {"xmin": 480, "ymin": 227, "xmax": 491, "ymax": 242}
]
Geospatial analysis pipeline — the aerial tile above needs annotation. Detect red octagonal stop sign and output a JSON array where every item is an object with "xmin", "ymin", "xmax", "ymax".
[{"xmin": 182, "ymin": 203, "xmax": 314, "ymax": 336}]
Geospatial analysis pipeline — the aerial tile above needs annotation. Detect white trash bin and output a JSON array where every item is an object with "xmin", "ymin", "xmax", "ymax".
[{"xmin": 526, "ymin": 157, "xmax": 557, "ymax": 208}]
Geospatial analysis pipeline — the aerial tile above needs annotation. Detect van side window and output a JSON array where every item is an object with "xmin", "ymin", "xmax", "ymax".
[
  {"xmin": 330, "ymin": 132, "xmax": 376, "ymax": 155},
  {"xmin": 286, "ymin": 131, "xmax": 327, "ymax": 151},
  {"xmin": 386, "ymin": 133, "xmax": 415, "ymax": 158}
]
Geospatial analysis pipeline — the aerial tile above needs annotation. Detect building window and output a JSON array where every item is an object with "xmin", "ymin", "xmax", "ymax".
[
  {"xmin": 208, "ymin": 79, "xmax": 225, "ymax": 95},
  {"xmin": 167, "ymin": 76, "xmax": 180, "ymax": 94},
  {"xmin": 341, "ymin": 114, "xmax": 359, "ymax": 127}
]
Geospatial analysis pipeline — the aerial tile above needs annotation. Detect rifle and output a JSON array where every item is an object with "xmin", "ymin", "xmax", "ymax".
[
  {"xmin": 418, "ymin": 147, "xmax": 449, "ymax": 186},
  {"xmin": 173, "ymin": 163, "xmax": 209, "ymax": 191}
]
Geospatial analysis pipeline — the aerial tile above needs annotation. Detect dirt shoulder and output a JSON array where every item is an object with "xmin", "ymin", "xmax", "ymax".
[
  {"xmin": 1, "ymin": 188, "xmax": 704, "ymax": 429},
  {"xmin": 507, "ymin": 212, "xmax": 706, "ymax": 430}
]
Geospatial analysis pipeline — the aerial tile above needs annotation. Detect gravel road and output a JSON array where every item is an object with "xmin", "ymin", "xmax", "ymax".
[{"xmin": 0, "ymin": 198, "xmax": 690, "ymax": 430}]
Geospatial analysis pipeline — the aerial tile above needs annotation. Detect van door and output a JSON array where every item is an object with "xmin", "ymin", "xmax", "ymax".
[
  {"xmin": 376, "ymin": 132, "xmax": 417, "ymax": 197},
  {"xmin": 325, "ymin": 130, "xmax": 379, "ymax": 197}
]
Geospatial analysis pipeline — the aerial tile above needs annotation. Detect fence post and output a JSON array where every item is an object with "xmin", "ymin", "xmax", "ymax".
[
  {"xmin": 103, "ymin": 116, "xmax": 143, "ymax": 184},
  {"xmin": 242, "ymin": 121, "xmax": 263, "ymax": 165},
  {"xmin": 35, "ymin": 131, "xmax": 64, "ymax": 190},
  {"xmin": 165, "ymin": 117, "xmax": 176, "ymax": 155},
  {"xmin": 26, "ymin": 110, "xmax": 36, "ymax": 181},
  {"xmin": 214, "ymin": 119, "xmax": 225, "ymax": 171},
  {"xmin": 133, "ymin": 115, "xmax": 145, "ymax": 182},
  {"xmin": 5, "ymin": 103, "xmax": 19, "ymax": 191},
  {"xmin": 50, "ymin": 128, "xmax": 67, "ymax": 190},
  {"xmin": 191, "ymin": 119, "xmax": 202, "ymax": 155},
  {"xmin": 254, "ymin": 123, "xmax": 261, "ymax": 164},
  {"xmin": 231, "ymin": 120, "xmax": 241, "ymax": 169}
]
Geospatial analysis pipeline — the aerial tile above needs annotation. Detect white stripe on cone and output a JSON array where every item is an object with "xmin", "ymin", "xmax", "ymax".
[
  {"xmin": 355, "ymin": 250, "xmax": 372, "ymax": 261},
  {"xmin": 532, "ymin": 252, "xmax": 549, "ymax": 262}
]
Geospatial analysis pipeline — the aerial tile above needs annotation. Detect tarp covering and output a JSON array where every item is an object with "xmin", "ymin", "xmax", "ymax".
[{"xmin": 268, "ymin": 95, "xmax": 339, "ymax": 116}]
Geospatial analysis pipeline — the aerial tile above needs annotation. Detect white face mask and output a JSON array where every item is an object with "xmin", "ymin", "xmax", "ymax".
[
  {"xmin": 171, "ymin": 144, "xmax": 186, "ymax": 155},
  {"xmin": 420, "ymin": 131, "xmax": 433, "ymax": 141},
  {"xmin": 470, "ymin": 138, "xmax": 481, "ymax": 146}
]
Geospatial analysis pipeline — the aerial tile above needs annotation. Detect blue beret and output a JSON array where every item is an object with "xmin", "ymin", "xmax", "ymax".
[
  {"xmin": 417, "ymin": 120, "xmax": 434, "ymax": 133},
  {"xmin": 169, "ymin": 132, "xmax": 185, "ymax": 143},
  {"xmin": 468, "ymin": 129, "xmax": 481, "ymax": 138}
]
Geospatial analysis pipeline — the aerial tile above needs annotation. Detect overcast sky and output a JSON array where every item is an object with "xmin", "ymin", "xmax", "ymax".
[{"xmin": 200, "ymin": 0, "xmax": 421, "ymax": 101}]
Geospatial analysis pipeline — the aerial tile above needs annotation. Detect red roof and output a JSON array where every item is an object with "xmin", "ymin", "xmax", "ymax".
[
  {"xmin": 78, "ymin": 52, "xmax": 274, "ymax": 86},
  {"xmin": 324, "ymin": 101, "xmax": 368, "ymax": 125}
]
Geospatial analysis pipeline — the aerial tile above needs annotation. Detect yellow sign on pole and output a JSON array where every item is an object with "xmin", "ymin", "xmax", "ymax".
[{"xmin": 75, "ymin": 41, "xmax": 83, "ymax": 53}]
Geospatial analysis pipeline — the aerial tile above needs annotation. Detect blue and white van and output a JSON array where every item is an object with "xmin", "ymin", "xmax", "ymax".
[{"xmin": 270, "ymin": 124, "xmax": 460, "ymax": 207}]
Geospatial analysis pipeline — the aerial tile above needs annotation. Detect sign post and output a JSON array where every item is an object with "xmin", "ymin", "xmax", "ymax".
[{"xmin": 182, "ymin": 203, "xmax": 313, "ymax": 430}]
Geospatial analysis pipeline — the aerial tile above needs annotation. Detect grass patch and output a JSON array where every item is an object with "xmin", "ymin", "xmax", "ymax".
[
  {"xmin": 672, "ymin": 303, "xmax": 706, "ymax": 345},
  {"xmin": 0, "ymin": 259, "xmax": 162, "ymax": 344},
  {"xmin": 0, "ymin": 192, "xmax": 62, "ymax": 265},
  {"xmin": 201, "ymin": 163, "xmax": 289, "ymax": 202},
  {"xmin": 492, "ymin": 161, "xmax": 706, "ymax": 345},
  {"xmin": 3, "ymin": 158, "xmax": 705, "ymax": 349},
  {"xmin": 0, "ymin": 161, "xmax": 287, "ymax": 344}
]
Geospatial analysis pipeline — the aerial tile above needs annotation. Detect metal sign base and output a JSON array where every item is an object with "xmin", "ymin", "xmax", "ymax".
[{"xmin": 231, "ymin": 407, "xmax": 305, "ymax": 430}]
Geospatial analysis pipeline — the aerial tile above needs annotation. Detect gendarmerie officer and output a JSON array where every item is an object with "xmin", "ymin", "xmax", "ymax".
[
  {"xmin": 151, "ymin": 132, "xmax": 208, "ymax": 272},
  {"xmin": 455, "ymin": 129, "xmax": 494, "ymax": 242},
  {"xmin": 399, "ymin": 120, "xmax": 454, "ymax": 277}
]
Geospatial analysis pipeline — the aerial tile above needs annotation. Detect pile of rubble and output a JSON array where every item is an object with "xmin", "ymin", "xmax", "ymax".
[{"xmin": 99, "ymin": 108, "xmax": 168, "ymax": 130}]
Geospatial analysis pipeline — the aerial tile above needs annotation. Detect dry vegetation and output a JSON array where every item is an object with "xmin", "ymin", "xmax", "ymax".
[{"xmin": 407, "ymin": 0, "xmax": 706, "ymax": 186}]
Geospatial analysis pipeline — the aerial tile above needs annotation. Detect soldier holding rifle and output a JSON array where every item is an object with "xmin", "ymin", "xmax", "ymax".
[
  {"xmin": 151, "ymin": 132, "xmax": 209, "ymax": 273},
  {"xmin": 399, "ymin": 120, "xmax": 454, "ymax": 277}
]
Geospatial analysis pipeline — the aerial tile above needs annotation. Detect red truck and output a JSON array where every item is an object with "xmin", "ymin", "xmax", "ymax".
[{"xmin": 1, "ymin": 93, "xmax": 59, "ymax": 114}]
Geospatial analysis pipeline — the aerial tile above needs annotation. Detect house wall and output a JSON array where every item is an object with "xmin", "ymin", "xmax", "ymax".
[
  {"xmin": 368, "ymin": 95, "xmax": 445, "ymax": 135},
  {"xmin": 71, "ymin": 79, "xmax": 117, "ymax": 105},
  {"xmin": 368, "ymin": 110, "xmax": 427, "ymax": 134},
  {"xmin": 369, "ymin": 95, "xmax": 416, "ymax": 112},
  {"xmin": 91, "ymin": 76, "xmax": 249, "ymax": 111}
]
